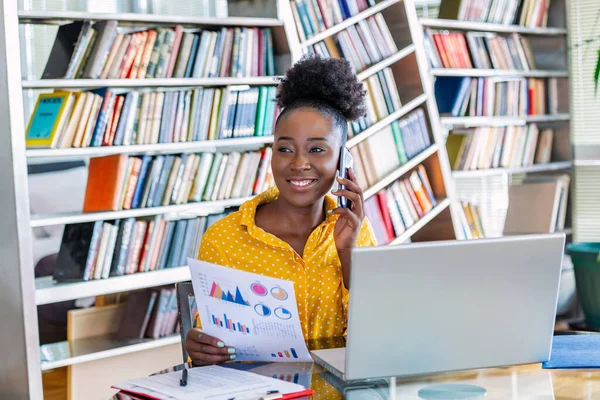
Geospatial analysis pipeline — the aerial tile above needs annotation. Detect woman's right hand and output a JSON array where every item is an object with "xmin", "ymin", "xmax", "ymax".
[{"xmin": 185, "ymin": 328, "xmax": 237, "ymax": 365}]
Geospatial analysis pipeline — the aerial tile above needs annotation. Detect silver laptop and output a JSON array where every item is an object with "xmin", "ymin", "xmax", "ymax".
[{"xmin": 311, "ymin": 233, "xmax": 565, "ymax": 381}]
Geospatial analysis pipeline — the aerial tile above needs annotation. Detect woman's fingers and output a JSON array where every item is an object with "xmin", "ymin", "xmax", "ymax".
[{"xmin": 185, "ymin": 328, "xmax": 236, "ymax": 365}]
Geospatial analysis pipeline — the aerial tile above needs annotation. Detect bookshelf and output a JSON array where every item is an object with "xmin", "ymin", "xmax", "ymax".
[
  {"xmin": 1, "ymin": 0, "xmax": 462, "ymax": 397},
  {"xmin": 420, "ymin": 0, "xmax": 574, "ymax": 239}
]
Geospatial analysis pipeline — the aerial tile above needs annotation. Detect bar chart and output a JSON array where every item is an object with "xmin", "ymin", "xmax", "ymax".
[
  {"xmin": 271, "ymin": 347, "xmax": 299, "ymax": 359},
  {"xmin": 211, "ymin": 313, "xmax": 251, "ymax": 334}
]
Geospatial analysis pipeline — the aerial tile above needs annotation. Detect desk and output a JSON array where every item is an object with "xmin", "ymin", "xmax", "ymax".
[{"xmin": 110, "ymin": 362, "xmax": 600, "ymax": 399}]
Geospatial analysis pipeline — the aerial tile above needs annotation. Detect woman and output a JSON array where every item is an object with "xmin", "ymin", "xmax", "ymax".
[{"xmin": 185, "ymin": 55, "xmax": 377, "ymax": 365}]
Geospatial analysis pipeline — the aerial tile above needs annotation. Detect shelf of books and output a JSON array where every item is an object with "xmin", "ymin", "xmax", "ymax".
[
  {"xmin": 421, "ymin": 0, "xmax": 573, "ymax": 239},
  {"xmin": 1, "ymin": 0, "xmax": 465, "ymax": 395}
]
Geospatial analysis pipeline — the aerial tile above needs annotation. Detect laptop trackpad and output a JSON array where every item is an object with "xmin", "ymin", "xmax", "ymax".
[{"xmin": 312, "ymin": 348, "xmax": 346, "ymax": 373}]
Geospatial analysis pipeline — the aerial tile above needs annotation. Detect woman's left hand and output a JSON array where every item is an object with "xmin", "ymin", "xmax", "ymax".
[{"xmin": 331, "ymin": 168, "xmax": 365, "ymax": 251}]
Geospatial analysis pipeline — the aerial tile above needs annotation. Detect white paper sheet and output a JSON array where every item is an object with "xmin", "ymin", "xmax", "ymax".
[
  {"xmin": 187, "ymin": 258, "xmax": 312, "ymax": 362},
  {"xmin": 113, "ymin": 365, "xmax": 308, "ymax": 400}
]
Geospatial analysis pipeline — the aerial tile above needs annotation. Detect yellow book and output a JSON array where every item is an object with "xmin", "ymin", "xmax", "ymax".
[
  {"xmin": 59, "ymin": 92, "xmax": 86, "ymax": 149},
  {"xmin": 207, "ymin": 89, "xmax": 223, "ymax": 140},
  {"xmin": 25, "ymin": 91, "xmax": 74, "ymax": 148}
]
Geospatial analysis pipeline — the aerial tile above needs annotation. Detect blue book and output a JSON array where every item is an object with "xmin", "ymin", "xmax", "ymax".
[
  {"xmin": 130, "ymin": 155, "xmax": 152, "ymax": 209},
  {"xmin": 157, "ymin": 91, "xmax": 173, "ymax": 144},
  {"xmin": 150, "ymin": 156, "xmax": 175, "ymax": 207},
  {"xmin": 209, "ymin": 28, "xmax": 227, "ymax": 78},
  {"xmin": 166, "ymin": 220, "xmax": 188, "ymax": 268},
  {"xmin": 89, "ymin": 88, "xmax": 114, "ymax": 147},
  {"xmin": 157, "ymin": 221, "xmax": 176, "ymax": 270},
  {"xmin": 434, "ymin": 77, "xmax": 470, "ymax": 116},
  {"xmin": 113, "ymin": 92, "xmax": 133, "ymax": 146},
  {"xmin": 185, "ymin": 34, "xmax": 200, "ymax": 78}
]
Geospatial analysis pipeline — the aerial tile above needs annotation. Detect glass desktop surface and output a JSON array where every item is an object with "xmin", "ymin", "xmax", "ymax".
[{"xmin": 109, "ymin": 335, "xmax": 600, "ymax": 400}]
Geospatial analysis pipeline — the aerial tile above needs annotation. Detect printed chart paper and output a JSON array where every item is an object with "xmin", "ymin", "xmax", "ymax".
[
  {"xmin": 188, "ymin": 258, "xmax": 311, "ymax": 362},
  {"xmin": 112, "ymin": 365, "xmax": 309, "ymax": 400}
]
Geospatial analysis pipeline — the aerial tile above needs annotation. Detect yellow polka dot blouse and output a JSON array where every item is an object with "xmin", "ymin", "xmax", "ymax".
[{"xmin": 196, "ymin": 186, "xmax": 378, "ymax": 340}]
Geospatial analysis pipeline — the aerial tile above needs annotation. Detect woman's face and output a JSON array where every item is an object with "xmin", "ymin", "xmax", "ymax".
[{"xmin": 272, "ymin": 107, "xmax": 341, "ymax": 209}]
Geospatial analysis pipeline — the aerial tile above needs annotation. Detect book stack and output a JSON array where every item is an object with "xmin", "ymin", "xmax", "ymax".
[
  {"xmin": 438, "ymin": 0, "xmax": 554, "ymax": 28},
  {"xmin": 424, "ymin": 30, "xmax": 536, "ymax": 70},
  {"xmin": 435, "ymin": 76, "xmax": 559, "ymax": 117},
  {"xmin": 309, "ymin": 13, "xmax": 398, "ymax": 73},
  {"xmin": 364, "ymin": 165, "xmax": 438, "ymax": 244},
  {"xmin": 351, "ymin": 109, "xmax": 432, "ymax": 189},
  {"xmin": 53, "ymin": 213, "xmax": 229, "ymax": 282},
  {"xmin": 456, "ymin": 202, "xmax": 486, "ymax": 239},
  {"xmin": 446, "ymin": 125, "xmax": 554, "ymax": 170},
  {"xmin": 291, "ymin": 0, "xmax": 377, "ymax": 41},
  {"xmin": 504, "ymin": 173, "xmax": 570, "ymax": 234},
  {"xmin": 350, "ymin": 67, "xmax": 402, "ymax": 135},
  {"xmin": 25, "ymin": 86, "xmax": 278, "ymax": 149},
  {"xmin": 82, "ymin": 148, "xmax": 274, "ymax": 212},
  {"xmin": 117, "ymin": 286, "xmax": 181, "ymax": 340},
  {"xmin": 42, "ymin": 21, "xmax": 275, "ymax": 80}
]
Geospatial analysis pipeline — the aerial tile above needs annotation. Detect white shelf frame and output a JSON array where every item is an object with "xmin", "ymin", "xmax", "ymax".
[
  {"xmin": 22, "ymin": 76, "xmax": 280, "ymax": 89},
  {"xmin": 420, "ymin": 18, "xmax": 568, "ymax": 35},
  {"xmin": 347, "ymin": 93, "xmax": 428, "ymax": 148},
  {"xmin": 299, "ymin": 0, "xmax": 400, "ymax": 47},
  {"xmin": 26, "ymin": 136, "xmax": 273, "ymax": 160},
  {"xmin": 452, "ymin": 161, "xmax": 573, "ymax": 178},
  {"xmin": 357, "ymin": 44, "xmax": 416, "ymax": 82},
  {"xmin": 440, "ymin": 114, "xmax": 570, "ymax": 127},
  {"xmin": 389, "ymin": 198, "xmax": 451, "ymax": 245},
  {"xmin": 18, "ymin": 10, "xmax": 283, "ymax": 27},
  {"xmin": 30, "ymin": 196, "xmax": 252, "ymax": 228},
  {"xmin": 36, "ymin": 267, "xmax": 191, "ymax": 306},
  {"xmin": 40, "ymin": 334, "xmax": 181, "ymax": 371},
  {"xmin": 431, "ymin": 68, "xmax": 569, "ymax": 78},
  {"xmin": 364, "ymin": 144, "xmax": 438, "ymax": 200}
]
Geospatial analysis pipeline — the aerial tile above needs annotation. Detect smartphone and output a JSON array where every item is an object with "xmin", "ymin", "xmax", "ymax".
[{"xmin": 337, "ymin": 147, "xmax": 354, "ymax": 209}]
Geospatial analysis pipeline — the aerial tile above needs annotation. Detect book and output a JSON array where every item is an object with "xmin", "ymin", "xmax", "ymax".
[{"xmin": 82, "ymin": 154, "xmax": 129, "ymax": 212}]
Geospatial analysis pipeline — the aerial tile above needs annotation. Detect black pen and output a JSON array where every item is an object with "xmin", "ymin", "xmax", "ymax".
[{"xmin": 180, "ymin": 368, "xmax": 188, "ymax": 387}]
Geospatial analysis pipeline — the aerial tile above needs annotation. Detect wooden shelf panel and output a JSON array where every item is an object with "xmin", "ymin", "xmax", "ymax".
[
  {"xmin": 22, "ymin": 76, "xmax": 280, "ymax": 89},
  {"xmin": 30, "ymin": 197, "xmax": 251, "ymax": 228},
  {"xmin": 452, "ymin": 161, "xmax": 573, "ymax": 177},
  {"xmin": 389, "ymin": 198, "xmax": 451, "ymax": 245},
  {"xmin": 18, "ymin": 10, "xmax": 283, "ymax": 27},
  {"xmin": 420, "ymin": 18, "xmax": 568, "ymax": 35},
  {"xmin": 26, "ymin": 136, "xmax": 273, "ymax": 160},
  {"xmin": 36, "ymin": 267, "xmax": 190, "ymax": 306},
  {"xmin": 364, "ymin": 144, "xmax": 438, "ymax": 200}
]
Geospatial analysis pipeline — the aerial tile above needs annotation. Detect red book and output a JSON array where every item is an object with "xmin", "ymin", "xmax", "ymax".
[
  {"xmin": 432, "ymin": 34, "xmax": 451, "ymax": 68},
  {"xmin": 166, "ymin": 25, "xmax": 184, "ymax": 78},
  {"xmin": 128, "ymin": 30, "xmax": 149, "ymax": 79},
  {"xmin": 119, "ymin": 32, "xmax": 142, "ymax": 79},
  {"xmin": 137, "ymin": 219, "xmax": 155, "ymax": 273},
  {"xmin": 376, "ymin": 191, "xmax": 395, "ymax": 241},
  {"xmin": 402, "ymin": 178, "xmax": 424, "ymax": 218},
  {"xmin": 106, "ymin": 95, "xmax": 125, "ymax": 146},
  {"xmin": 102, "ymin": 98, "xmax": 118, "ymax": 146},
  {"xmin": 123, "ymin": 157, "xmax": 143, "ymax": 210}
]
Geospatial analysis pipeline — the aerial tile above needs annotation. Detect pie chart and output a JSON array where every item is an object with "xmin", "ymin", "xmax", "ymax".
[
  {"xmin": 274, "ymin": 307, "xmax": 292, "ymax": 320},
  {"xmin": 271, "ymin": 287, "xmax": 288, "ymax": 300},
  {"xmin": 254, "ymin": 303, "xmax": 271, "ymax": 317},
  {"xmin": 251, "ymin": 282, "xmax": 267, "ymax": 296}
]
